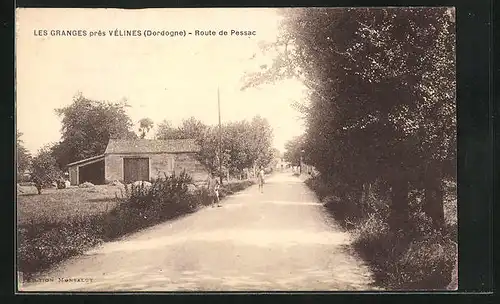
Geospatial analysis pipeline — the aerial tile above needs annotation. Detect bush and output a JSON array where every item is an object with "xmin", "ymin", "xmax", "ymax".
[
  {"xmin": 109, "ymin": 171, "xmax": 197, "ymax": 235},
  {"xmin": 222, "ymin": 180, "xmax": 254, "ymax": 195},
  {"xmin": 191, "ymin": 187, "xmax": 214, "ymax": 207},
  {"xmin": 305, "ymin": 176, "xmax": 328, "ymax": 200},
  {"xmin": 17, "ymin": 215, "xmax": 103, "ymax": 279},
  {"xmin": 188, "ymin": 180, "xmax": 255, "ymax": 206},
  {"xmin": 397, "ymin": 234, "xmax": 456, "ymax": 289},
  {"xmin": 306, "ymin": 174, "xmax": 457, "ymax": 290},
  {"xmin": 352, "ymin": 219, "xmax": 456, "ymax": 290},
  {"xmin": 307, "ymin": 176, "xmax": 369, "ymax": 229},
  {"xmin": 348, "ymin": 198, "xmax": 457, "ymax": 290}
]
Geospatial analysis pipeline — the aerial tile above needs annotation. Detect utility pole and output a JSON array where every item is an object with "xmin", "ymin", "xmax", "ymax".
[{"xmin": 218, "ymin": 86, "xmax": 223, "ymax": 185}]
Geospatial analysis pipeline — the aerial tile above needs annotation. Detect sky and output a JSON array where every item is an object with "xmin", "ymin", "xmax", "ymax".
[{"xmin": 16, "ymin": 8, "xmax": 308, "ymax": 155}]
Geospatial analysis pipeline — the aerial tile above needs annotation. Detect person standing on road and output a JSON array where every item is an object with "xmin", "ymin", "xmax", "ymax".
[
  {"xmin": 214, "ymin": 178, "xmax": 221, "ymax": 207},
  {"xmin": 207, "ymin": 173, "xmax": 221, "ymax": 208},
  {"xmin": 258, "ymin": 166, "xmax": 265, "ymax": 193}
]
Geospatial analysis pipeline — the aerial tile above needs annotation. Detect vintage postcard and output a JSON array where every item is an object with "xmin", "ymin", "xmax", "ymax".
[{"xmin": 15, "ymin": 7, "xmax": 457, "ymax": 292}]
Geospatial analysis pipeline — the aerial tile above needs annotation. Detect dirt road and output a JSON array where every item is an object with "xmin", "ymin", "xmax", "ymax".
[{"xmin": 19, "ymin": 172, "xmax": 379, "ymax": 292}]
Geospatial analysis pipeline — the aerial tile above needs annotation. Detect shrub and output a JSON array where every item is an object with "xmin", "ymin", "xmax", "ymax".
[
  {"xmin": 308, "ymin": 176, "xmax": 368, "ymax": 229},
  {"xmin": 223, "ymin": 180, "xmax": 254, "ymax": 194},
  {"xmin": 351, "ymin": 211, "xmax": 457, "ymax": 290},
  {"xmin": 17, "ymin": 215, "xmax": 103, "ymax": 279},
  {"xmin": 111, "ymin": 171, "xmax": 197, "ymax": 233},
  {"xmin": 396, "ymin": 233, "xmax": 456, "ymax": 290},
  {"xmin": 186, "ymin": 180, "xmax": 254, "ymax": 207},
  {"xmin": 306, "ymin": 174, "xmax": 457, "ymax": 290},
  {"xmin": 190, "ymin": 187, "xmax": 214, "ymax": 207},
  {"xmin": 305, "ymin": 176, "xmax": 330, "ymax": 200}
]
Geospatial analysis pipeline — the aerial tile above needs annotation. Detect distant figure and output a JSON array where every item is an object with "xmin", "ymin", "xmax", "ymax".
[
  {"xmin": 258, "ymin": 166, "xmax": 265, "ymax": 193},
  {"xmin": 214, "ymin": 179, "xmax": 220, "ymax": 207},
  {"xmin": 207, "ymin": 173, "xmax": 221, "ymax": 208}
]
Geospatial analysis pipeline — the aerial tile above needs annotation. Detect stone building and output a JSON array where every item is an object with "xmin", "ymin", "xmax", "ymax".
[{"xmin": 67, "ymin": 139, "xmax": 209, "ymax": 185}]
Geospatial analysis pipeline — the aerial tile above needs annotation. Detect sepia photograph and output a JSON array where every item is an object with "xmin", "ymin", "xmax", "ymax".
[{"xmin": 15, "ymin": 7, "xmax": 457, "ymax": 292}]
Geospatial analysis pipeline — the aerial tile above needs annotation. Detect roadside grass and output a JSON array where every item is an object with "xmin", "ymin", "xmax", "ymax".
[
  {"xmin": 305, "ymin": 175, "xmax": 457, "ymax": 290},
  {"xmin": 17, "ymin": 185, "xmax": 121, "ymax": 225},
  {"xmin": 17, "ymin": 175, "xmax": 255, "ymax": 281}
]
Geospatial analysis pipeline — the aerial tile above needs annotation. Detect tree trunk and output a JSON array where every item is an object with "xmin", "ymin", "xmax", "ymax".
[
  {"xmin": 423, "ymin": 166, "xmax": 445, "ymax": 230},
  {"xmin": 352, "ymin": 182, "xmax": 364, "ymax": 219},
  {"xmin": 388, "ymin": 176, "xmax": 410, "ymax": 233},
  {"xmin": 361, "ymin": 183, "xmax": 373, "ymax": 216}
]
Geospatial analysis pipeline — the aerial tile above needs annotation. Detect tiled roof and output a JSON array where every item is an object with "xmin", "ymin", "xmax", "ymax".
[
  {"xmin": 66, "ymin": 154, "xmax": 105, "ymax": 167},
  {"xmin": 105, "ymin": 139, "xmax": 200, "ymax": 154}
]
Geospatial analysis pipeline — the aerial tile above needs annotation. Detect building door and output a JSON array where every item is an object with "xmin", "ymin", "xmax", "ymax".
[
  {"xmin": 123, "ymin": 158, "xmax": 149, "ymax": 183},
  {"xmin": 79, "ymin": 160, "xmax": 105, "ymax": 185}
]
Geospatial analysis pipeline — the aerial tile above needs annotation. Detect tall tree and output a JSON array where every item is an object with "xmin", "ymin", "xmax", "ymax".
[
  {"xmin": 178, "ymin": 117, "xmax": 208, "ymax": 139},
  {"xmin": 155, "ymin": 120, "xmax": 179, "ymax": 140},
  {"xmin": 155, "ymin": 118, "xmax": 219, "ymax": 173},
  {"xmin": 154, "ymin": 116, "xmax": 275, "ymax": 177},
  {"xmin": 138, "ymin": 118, "xmax": 154, "ymax": 139},
  {"xmin": 248, "ymin": 116, "xmax": 274, "ymax": 168},
  {"xmin": 156, "ymin": 117, "xmax": 208, "ymax": 141},
  {"xmin": 242, "ymin": 8, "xmax": 455, "ymax": 232},
  {"xmin": 196, "ymin": 126, "xmax": 220, "ymax": 174},
  {"xmin": 16, "ymin": 130, "xmax": 32, "ymax": 180},
  {"xmin": 53, "ymin": 93, "xmax": 136, "ymax": 168},
  {"xmin": 31, "ymin": 144, "xmax": 62, "ymax": 193},
  {"xmin": 268, "ymin": 147, "xmax": 282, "ymax": 170},
  {"xmin": 284, "ymin": 135, "xmax": 305, "ymax": 166},
  {"xmin": 221, "ymin": 120, "xmax": 253, "ymax": 174}
]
